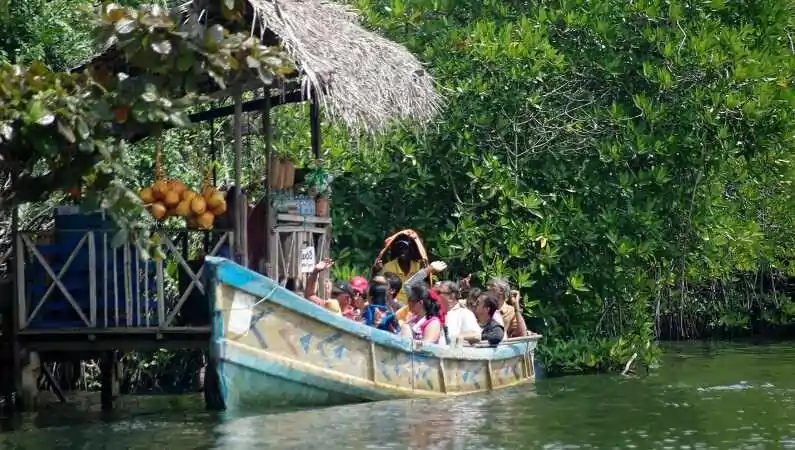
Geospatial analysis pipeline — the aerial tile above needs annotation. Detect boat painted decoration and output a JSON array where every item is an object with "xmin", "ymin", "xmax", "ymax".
[{"xmin": 203, "ymin": 257, "xmax": 539, "ymax": 411}]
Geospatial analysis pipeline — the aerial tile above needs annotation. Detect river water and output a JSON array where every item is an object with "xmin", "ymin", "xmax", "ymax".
[{"xmin": 1, "ymin": 341, "xmax": 794, "ymax": 449}]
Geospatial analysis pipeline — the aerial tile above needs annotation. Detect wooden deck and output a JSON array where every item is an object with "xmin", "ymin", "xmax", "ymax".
[{"xmin": 12, "ymin": 225, "xmax": 231, "ymax": 350}]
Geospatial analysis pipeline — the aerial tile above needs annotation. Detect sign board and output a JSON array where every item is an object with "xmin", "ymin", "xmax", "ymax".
[{"xmin": 300, "ymin": 245, "xmax": 316, "ymax": 273}]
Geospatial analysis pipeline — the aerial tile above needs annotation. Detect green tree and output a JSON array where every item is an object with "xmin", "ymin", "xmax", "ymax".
[
  {"xmin": 314, "ymin": 0, "xmax": 795, "ymax": 373},
  {"xmin": 0, "ymin": 2, "xmax": 292, "ymax": 242}
]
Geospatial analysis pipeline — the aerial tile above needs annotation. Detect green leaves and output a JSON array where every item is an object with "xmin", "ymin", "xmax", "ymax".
[{"xmin": 302, "ymin": 0, "xmax": 795, "ymax": 375}]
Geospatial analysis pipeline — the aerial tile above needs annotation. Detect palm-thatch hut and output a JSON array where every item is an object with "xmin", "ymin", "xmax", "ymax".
[
  {"xmin": 76, "ymin": 0, "xmax": 442, "ymax": 280},
  {"xmin": 6, "ymin": 1, "xmax": 444, "ymax": 412}
]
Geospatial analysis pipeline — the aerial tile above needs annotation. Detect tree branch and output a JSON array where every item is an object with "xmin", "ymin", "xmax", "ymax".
[{"xmin": 0, "ymin": 151, "xmax": 99, "ymax": 212}]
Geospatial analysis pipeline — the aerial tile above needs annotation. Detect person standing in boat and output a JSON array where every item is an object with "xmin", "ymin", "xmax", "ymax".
[{"xmin": 372, "ymin": 236, "xmax": 423, "ymax": 306}]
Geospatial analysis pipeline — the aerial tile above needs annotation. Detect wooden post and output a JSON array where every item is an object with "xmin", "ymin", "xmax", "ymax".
[
  {"xmin": 100, "ymin": 350, "xmax": 120, "ymax": 411},
  {"xmin": 233, "ymin": 85, "xmax": 247, "ymax": 267},
  {"xmin": 263, "ymin": 91, "xmax": 275, "ymax": 277},
  {"xmin": 309, "ymin": 91, "xmax": 325, "ymax": 288},
  {"xmin": 10, "ymin": 202, "xmax": 25, "ymax": 411},
  {"xmin": 12, "ymin": 349, "xmax": 40, "ymax": 412},
  {"xmin": 310, "ymin": 90, "xmax": 321, "ymax": 159}
]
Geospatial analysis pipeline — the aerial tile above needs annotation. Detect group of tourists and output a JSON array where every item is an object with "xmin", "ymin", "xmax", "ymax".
[{"xmin": 301, "ymin": 235, "xmax": 536, "ymax": 347}]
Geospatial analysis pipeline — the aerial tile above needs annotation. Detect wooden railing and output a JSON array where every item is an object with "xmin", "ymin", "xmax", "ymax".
[{"xmin": 15, "ymin": 228, "xmax": 233, "ymax": 331}]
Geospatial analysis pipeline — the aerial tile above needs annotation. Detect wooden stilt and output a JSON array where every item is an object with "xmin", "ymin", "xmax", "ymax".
[
  {"xmin": 16, "ymin": 349, "xmax": 40, "ymax": 411},
  {"xmin": 99, "ymin": 351, "xmax": 119, "ymax": 411}
]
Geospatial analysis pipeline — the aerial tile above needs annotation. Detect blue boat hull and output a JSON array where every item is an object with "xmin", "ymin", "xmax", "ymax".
[{"xmin": 203, "ymin": 257, "xmax": 539, "ymax": 411}]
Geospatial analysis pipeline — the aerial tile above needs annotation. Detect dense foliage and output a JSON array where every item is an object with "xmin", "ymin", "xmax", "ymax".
[
  {"xmin": 5, "ymin": 0, "xmax": 795, "ymax": 378},
  {"xmin": 318, "ymin": 0, "xmax": 795, "ymax": 374}
]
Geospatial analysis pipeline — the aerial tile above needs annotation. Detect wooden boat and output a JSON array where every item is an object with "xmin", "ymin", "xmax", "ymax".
[{"xmin": 203, "ymin": 256, "xmax": 540, "ymax": 411}]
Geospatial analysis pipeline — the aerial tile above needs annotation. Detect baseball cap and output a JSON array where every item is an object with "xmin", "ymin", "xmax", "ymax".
[
  {"xmin": 331, "ymin": 281, "xmax": 353, "ymax": 297},
  {"xmin": 350, "ymin": 276, "xmax": 369, "ymax": 294}
]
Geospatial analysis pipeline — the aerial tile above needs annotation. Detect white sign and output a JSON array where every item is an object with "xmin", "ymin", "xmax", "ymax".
[
  {"xmin": 228, "ymin": 291, "xmax": 254, "ymax": 335},
  {"xmin": 300, "ymin": 245, "xmax": 316, "ymax": 273}
]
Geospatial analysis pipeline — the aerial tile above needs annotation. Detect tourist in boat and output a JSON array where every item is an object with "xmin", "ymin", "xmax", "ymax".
[
  {"xmin": 361, "ymin": 280, "xmax": 400, "ymax": 333},
  {"xmin": 394, "ymin": 261, "xmax": 448, "ymax": 325},
  {"xmin": 303, "ymin": 258, "xmax": 356, "ymax": 318},
  {"xmin": 487, "ymin": 278, "xmax": 529, "ymax": 339},
  {"xmin": 383, "ymin": 271, "xmax": 404, "ymax": 311},
  {"xmin": 464, "ymin": 287, "xmax": 481, "ymax": 312},
  {"xmin": 437, "ymin": 281, "xmax": 481, "ymax": 346},
  {"xmin": 350, "ymin": 275, "xmax": 368, "ymax": 299},
  {"xmin": 474, "ymin": 291, "xmax": 504, "ymax": 346},
  {"xmin": 372, "ymin": 236, "xmax": 423, "ymax": 305},
  {"xmin": 349, "ymin": 275, "xmax": 369, "ymax": 318},
  {"xmin": 400, "ymin": 282, "xmax": 446, "ymax": 345}
]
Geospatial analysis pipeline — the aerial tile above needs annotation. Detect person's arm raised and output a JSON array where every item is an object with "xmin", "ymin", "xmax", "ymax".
[
  {"xmin": 305, "ymin": 258, "xmax": 333, "ymax": 306},
  {"xmin": 510, "ymin": 290, "xmax": 529, "ymax": 338},
  {"xmin": 402, "ymin": 261, "xmax": 447, "ymax": 295}
]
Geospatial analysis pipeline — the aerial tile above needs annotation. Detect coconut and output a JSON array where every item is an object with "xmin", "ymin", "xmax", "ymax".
[
  {"xmin": 150, "ymin": 202, "xmax": 167, "ymax": 220},
  {"xmin": 197, "ymin": 211, "xmax": 215, "ymax": 229},
  {"xmin": 139, "ymin": 187, "xmax": 155, "ymax": 204},
  {"xmin": 163, "ymin": 190, "xmax": 180, "ymax": 208},
  {"xmin": 190, "ymin": 196, "xmax": 207, "ymax": 215}
]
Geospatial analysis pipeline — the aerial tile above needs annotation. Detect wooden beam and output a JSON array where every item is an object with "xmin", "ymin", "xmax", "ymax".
[
  {"xmin": 189, "ymin": 90, "xmax": 305, "ymax": 124},
  {"xmin": 40, "ymin": 363, "xmax": 66, "ymax": 403}
]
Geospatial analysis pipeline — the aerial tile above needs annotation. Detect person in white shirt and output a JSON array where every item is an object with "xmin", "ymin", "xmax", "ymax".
[{"xmin": 436, "ymin": 280, "xmax": 481, "ymax": 346}]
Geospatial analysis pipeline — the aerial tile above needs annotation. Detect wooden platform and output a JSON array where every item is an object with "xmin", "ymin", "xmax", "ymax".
[{"xmin": 16, "ymin": 326, "xmax": 210, "ymax": 352}]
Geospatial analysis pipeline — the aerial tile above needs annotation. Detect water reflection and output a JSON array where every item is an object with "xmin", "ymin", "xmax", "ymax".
[
  {"xmin": 2, "ymin": 342, "xmax": 795, "ymax": 449},
  {"xmin": 213, "ymin": 393, "xmax": 515, "ymax": 450}
]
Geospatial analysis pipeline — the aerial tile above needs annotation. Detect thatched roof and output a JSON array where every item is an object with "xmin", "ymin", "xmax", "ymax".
[
  {"xmin": 248, "ymin": 0, "xmax": 441, "ymax": 131},
  {"xmin": 80, "ymin": 0, "xmax": 442, "ymax": 133}
]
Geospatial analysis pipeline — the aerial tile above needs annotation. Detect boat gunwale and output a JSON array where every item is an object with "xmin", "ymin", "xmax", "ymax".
[{"xmin": 206, "ymin": 257, "xmax": 541, "ymax": 363}]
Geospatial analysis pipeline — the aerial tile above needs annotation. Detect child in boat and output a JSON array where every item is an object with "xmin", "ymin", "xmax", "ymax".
[
  {"xmin": 383, "ymin": 272, "xmax": 404, "ymax": 312},
  {"xmin": 361, "ymin": 278, "xmax": 400, "ymax": 333}
]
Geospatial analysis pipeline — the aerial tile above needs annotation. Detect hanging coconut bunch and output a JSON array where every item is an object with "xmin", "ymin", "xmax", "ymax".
[
  {"xmin": 138, "ymin": 143, "xmax": 180, "ymax": 222},
  {"xmin": 184, "ymin": 164, "xmax": 228, "ymax": 230},
  {"xmin": 137, "ymin": 144, "xmax": 227, "ymax": 228}
]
